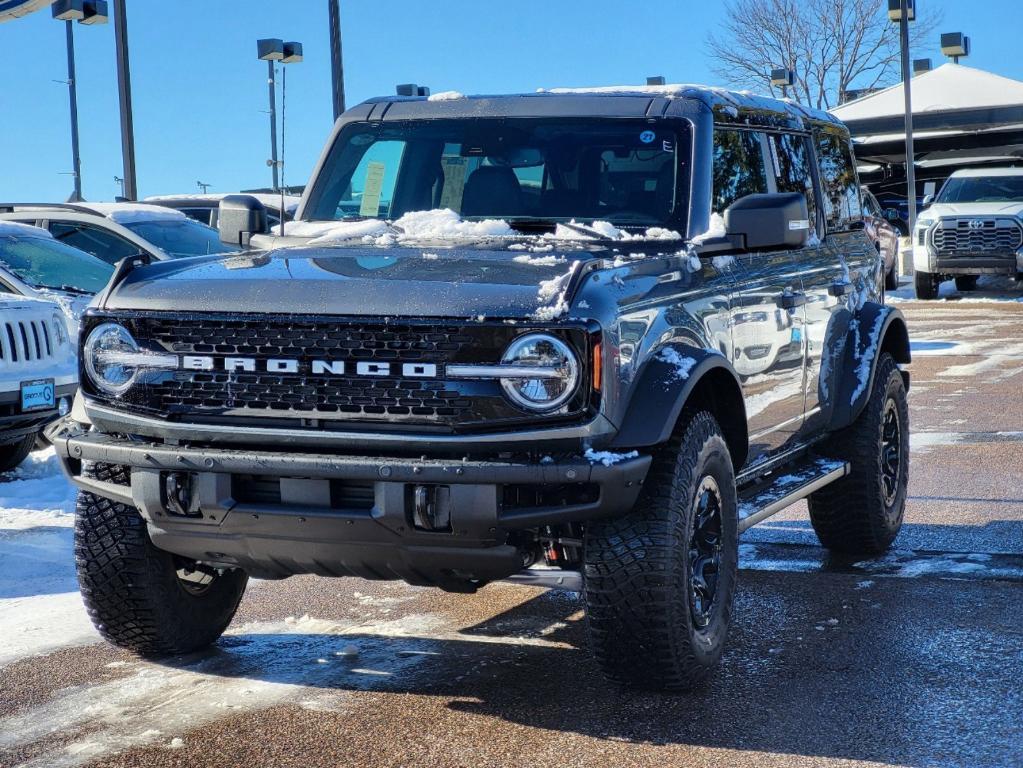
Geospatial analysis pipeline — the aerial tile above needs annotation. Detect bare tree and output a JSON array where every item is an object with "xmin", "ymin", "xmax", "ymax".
[{"xmin": 706, "ymin": 0, "xmax": 941, "ymax": 109}]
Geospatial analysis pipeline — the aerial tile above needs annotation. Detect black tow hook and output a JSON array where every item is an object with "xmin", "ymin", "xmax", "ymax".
[
  {"xmin": 164, "ymin": 471, "xmax": 199, "ymax": 517},
  {"xmin": 411, "ymin": 484, "xmax": 452, "ymax": 532}
]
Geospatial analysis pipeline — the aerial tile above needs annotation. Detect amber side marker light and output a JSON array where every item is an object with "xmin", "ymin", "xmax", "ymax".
[{"xmin": 592, "ymin": 340, "xmax": 602, "ymax": 393}]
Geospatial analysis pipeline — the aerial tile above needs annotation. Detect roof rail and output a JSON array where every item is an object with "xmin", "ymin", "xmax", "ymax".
[{"xmin": 0, "ymin": 202, "xmax": 98, "ymax": 216}]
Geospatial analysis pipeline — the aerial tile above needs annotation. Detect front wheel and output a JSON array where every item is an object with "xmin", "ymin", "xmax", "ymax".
[
  {"xmin": 75, "ymin": 463, "xmax": 248, "ymax": 656},
  {"xmin": 808, "ymin": 353, "xmax": 909, "ymax": 554},
  {"xmin": 914, "ymin": 270, "xmax": 938, "ymax": 300},
  {"xmin": 0, "ymin": 434, "xmax": 35, "ymax": 472},
  {"xmin": 584, "ymin": 411, "xmax": 738, "ymax": 691}
]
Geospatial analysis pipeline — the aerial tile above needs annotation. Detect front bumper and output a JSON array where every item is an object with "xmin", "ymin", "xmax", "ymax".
[
  {"xmin": 0, "ymin": 383, "xmax": 76, "ymax": 444},
  {"xmin": 47, "ymin": 419, "xmax": 650, "ymax": 590}
]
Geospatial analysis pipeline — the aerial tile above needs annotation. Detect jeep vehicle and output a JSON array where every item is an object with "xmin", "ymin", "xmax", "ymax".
[
  {"xmin": 0, "ymin": 293, "xmax": 77, "ymax": 470},
  {"xmin": 48, "ymin": 85, "xmax": 911, "ymax": 690},
  {"xmin": 913, "ymin": 167, "xmax": 1023, "ymax": 299}
]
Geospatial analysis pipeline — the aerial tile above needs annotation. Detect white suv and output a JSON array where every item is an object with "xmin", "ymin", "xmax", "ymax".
[
  {"xmin": 0, "ymin": 295, "xmax": 77, "ymax": 471},
  {"xmin": 913, "ymin": 167, "xmax": 1023, "ymax": 299}
]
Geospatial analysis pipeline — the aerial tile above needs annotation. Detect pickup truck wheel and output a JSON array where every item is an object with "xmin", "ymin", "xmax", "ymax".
[
  {"xmin": 954, "ymin": 275, "xmax": 978, "ymax": 291},
  {"xmin": 914, "ymin": 270, "xmax": 938, "ymax": 299},
  {"xmin": 884, "ymin": 263, "xmax": 899, "ymax": 291},
  {"xmin": 583, "ymin": 411, "xmax": 737, "ymax": 691},
  {"xmin": 0, "ymin": 435, "xmax": 35, "ymax": 472},
  {"xmin": 75, "ymin": 463, "xmax": 248, "ymax": 656},
  {"xmin": 808, "ymin": 353, "xmax": 909, "ymax": 554}
]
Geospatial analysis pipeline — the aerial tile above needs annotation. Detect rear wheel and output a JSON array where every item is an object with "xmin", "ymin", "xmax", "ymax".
[
  {"xmin": 808, "ymin": 353, "xmax": 909, "ymax": 554},
  {"xmin": 954, "ymin": 275, "xmax": 978, "ymax": 292},
  {"xmin": 0, "ymin": 435, "xmax": 35, "ymax": 473},
  {"xmin": 914, "ymin": 270, "xmax": 938, "ymax": 300},
  {"xmin": 75, "ymin": 463, "xmax": 248, "ymax": 655},
  {"xmin": 584, "ymin": 411, "xmax": 737, "ymax": 691}
]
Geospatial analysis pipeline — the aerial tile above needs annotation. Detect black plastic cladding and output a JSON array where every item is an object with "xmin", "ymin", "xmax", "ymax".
[{"xmin": 79, "ymin": 312, "xmax": 597, "ymax": 433}]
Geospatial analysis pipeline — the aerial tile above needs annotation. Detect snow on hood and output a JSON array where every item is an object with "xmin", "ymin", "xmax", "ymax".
[
  {"xmin": 548, "ymin": 220, "xmax": 682, "ymax": 242},
  {"xmin": 922, "ymin": 201, "xmax": 1023, "ymax": 218},
  {"xmin": 690, "ymin": 212, "xmax": 727, "ymax": 244},
  {"xmin": 0, "ymin": 220, "xmax": 53, "ymax": 238},
  {"xmin": 86, "ymin": 202, "xmax": 189, "ymax": 224},
  {"xmin": 274, "ymin": 209, "xmax": 515, "ymax": 243},
  {"xmin": 276, "ymin": 219, "xmax": 393, "ymax": 243},
  {"xmin": 0, "ymin": 292, "xmax": 64, "ymax": 312}
]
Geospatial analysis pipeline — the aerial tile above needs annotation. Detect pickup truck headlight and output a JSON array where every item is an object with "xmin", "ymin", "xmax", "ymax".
[
  {"xmin": 84, "ymin": 322, "xmax": 142, "ymax": 395},
  {"xmin": 499, "ymin": 333, "xmax": 579, "ymax": 411}
]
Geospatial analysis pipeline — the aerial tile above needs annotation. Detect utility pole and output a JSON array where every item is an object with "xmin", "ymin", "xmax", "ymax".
[
  {"xmin": 63, "ymin": 21, "xmax": 83, "ymax": 201},
  {"xmin": 898, "ymin": 0, "xmax": 917, "ymax": 236},
  {"xmin": 328, "ymin": 0, "xmax": 346, "ymax": 120},
  {"xmin": 268, "ymin": 60, "xmax": 279, "ymax": 191},
  {"xmin": 112, "ymin": 0, "xmax": 138, "ymax": 200}
]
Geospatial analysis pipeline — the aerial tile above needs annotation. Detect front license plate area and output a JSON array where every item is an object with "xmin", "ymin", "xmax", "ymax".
[{"xmin": 21, "ymin": 379, "xmax": 55, "ymax": 412}]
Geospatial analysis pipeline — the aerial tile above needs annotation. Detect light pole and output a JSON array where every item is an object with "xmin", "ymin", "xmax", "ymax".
[
  {"xmin": 327, "ymin": 0, "xmax": 345, "ymax": 120},
  {"xmin": 110, "ymin": 0, "xmax": 137, "ymax": 200},
  {"xmin": 51, "ymin": 0, "xmax": 108, "ymax": 202},
  {"xmin": 256, "ymin": 38, "xmax": 302, "ymax": 193},
  {"xmin": 888, "ymin": 0, "xmax": 917, "ymax": 245}
]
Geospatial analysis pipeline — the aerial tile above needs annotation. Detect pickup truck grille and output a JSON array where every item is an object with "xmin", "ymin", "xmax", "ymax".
[
  {"xmin": 82, "ymin": 314, "xmax": 594, "ymax": 432},
  {"xmin": 933, "ymin": 219, "xmax": 1023, "ymax": 257}
]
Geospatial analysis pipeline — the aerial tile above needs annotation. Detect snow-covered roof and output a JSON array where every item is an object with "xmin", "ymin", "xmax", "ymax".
[
  {"xmin": 833, "ymin": 64, "xmax": 1023, "ymax": 122},
  {"xmin": 948, "ymin": 167, "xmax": 1023, "ymax": 178},
  {"xmin": 85, "ymin": 202, "xmax": 188, "ymax": 224},
  {"xmin": 0, "ymin": 220, "xmax": 53, "ymax": 238},
  {"xmin": 144, "ymin": 193, "xmax": 302, "ymax": 214}
]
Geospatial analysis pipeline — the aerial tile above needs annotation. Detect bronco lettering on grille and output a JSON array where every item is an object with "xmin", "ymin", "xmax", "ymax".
[{"xmin": 178, "ymin": 356, "xmax": 438, "ymax": 378}]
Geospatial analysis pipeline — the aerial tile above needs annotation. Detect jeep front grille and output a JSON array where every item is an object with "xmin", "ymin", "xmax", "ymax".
[
  {"xmin": 0, "ymin": 319, "xmax": 54, "ymax": 364},
  {"xmin": 81, "ymin": 314, "xmax": 594, "ymax": 433},
  {"xmin": 933, "ymin": 219, "xmax": 1023, "ymax": 257}
]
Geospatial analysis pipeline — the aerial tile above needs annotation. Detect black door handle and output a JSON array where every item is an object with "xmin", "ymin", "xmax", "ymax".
[
  {"xmin": 829, "ymin": 280, "xmax": 853, "ymax": 297},
  {"xmin": 776, "ymin": 291, "xmax": 807, "ymax": 310}
]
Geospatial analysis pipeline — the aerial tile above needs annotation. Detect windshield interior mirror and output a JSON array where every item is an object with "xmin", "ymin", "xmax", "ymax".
[
  {"xmin": 218, "ymin": 195, "xmax": 267, "ymax": 247},
  {"xmin": 722, "ymin": 192, "xmax": 810, "ymax": 251}
]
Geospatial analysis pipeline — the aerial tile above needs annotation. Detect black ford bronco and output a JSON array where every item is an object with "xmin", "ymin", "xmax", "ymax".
[{"xmin": 50, "ymin": 85, "xmax": 910, "ymax": 690}]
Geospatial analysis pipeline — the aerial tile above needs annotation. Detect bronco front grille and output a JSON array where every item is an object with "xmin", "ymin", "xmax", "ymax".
[
  {"xmin": 933, "ymin": 219, "xmax": 1023, "ymax": 257},
  {"xmin": 81, "ymin": 313, "xmax": 594, "ymax": 433}
]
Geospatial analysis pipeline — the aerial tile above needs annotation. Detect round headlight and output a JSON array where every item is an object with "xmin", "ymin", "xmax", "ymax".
[
  {"xmin": 84, "ymin": 323, "xmax": 139, "ymax": 395},
  {"xmin": 500, "ymin": 333, "xmax": 579, "ymax": 412}
]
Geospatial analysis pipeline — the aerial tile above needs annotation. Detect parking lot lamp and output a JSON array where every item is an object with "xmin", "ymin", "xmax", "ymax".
[
  {"xmin": 888, "ymin": 0, "xmax": 917, "ymax": 240},
  {"xmin": 51, "ymin": 0, "xmax": 108, "ymax": 201},
  {"xmin": 940, "ymin": 33, "xmax": 970, "ymax": 64},
  {"xmin": 770, "ymin": 68, "xmax": 794, "ymax": 100}
]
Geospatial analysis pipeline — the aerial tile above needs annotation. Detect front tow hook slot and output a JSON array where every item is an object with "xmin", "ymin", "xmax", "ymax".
[
  {"xmin": 411, "ymin": 484, "xmax": 451, "ymax": 532},
  {"xmin": 163, "ymin": 471, "xmax": 200, "ymax": 518}
]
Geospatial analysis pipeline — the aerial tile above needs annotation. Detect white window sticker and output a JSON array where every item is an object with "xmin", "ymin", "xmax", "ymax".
[
  {"xmin": 788, "ymin": 219, "xmax": 811, "ymax": 231},
  {"xmin": 359, "ymin": 161, "xmax": 387, "ymax": 217},
  {"xmin": 439, "ymin": 156, "xmax": 468, "ymax": 210}
]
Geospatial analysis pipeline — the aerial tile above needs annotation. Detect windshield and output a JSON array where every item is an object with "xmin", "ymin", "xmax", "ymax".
[
  {"xmin": 937, "ymin": 174, "xmax": 1023, "ymax": 204},
  {"xmin": 304, "ymin": 119, "xmax": 691, "ymax": 231},
  {"xmin": 0, "ymin": 234, "xmax": 114, "ymax": 294},
  {"xmin": 121, "ymin": 218, "xmax": 240, "ymax": 258}
]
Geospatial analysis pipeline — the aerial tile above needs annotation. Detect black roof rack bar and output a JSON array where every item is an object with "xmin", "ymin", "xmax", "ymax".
[{"xmin": 0, "ymin": 202, "xmax": 98, "ymax": 215}]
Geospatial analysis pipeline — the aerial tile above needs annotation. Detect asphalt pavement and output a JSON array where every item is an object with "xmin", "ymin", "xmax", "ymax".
[{"xmin": 1, "ymin": 282, "xmax": 1022, "ymax": 768}]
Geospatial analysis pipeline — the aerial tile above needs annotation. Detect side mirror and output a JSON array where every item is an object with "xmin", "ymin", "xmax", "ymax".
[
  {"xmin": 218, "ymin": 195, "xmax": 267, "ymax": 247},
  {"xmin": 922, "ymin": 194, "xmax": 934, "ymax": 207},
  {"xmin": 725, "ymin": 192, "xmax": 810, "ymax": 250}
]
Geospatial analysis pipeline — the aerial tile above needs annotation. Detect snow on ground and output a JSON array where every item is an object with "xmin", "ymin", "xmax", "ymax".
[
  {"xmin": 0, "ymin": 449, "xmax": 100, "ymax": 666},
  {"xmin": 888, "ymin": 275, "xmax": 1023, "ymax": 304}
]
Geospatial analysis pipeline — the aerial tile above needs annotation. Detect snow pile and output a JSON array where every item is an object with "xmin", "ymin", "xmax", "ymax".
[
  {"xmin": 513, "ymin": 253, "xmax": 567, "ymax": 266},
  {"xmin": 691, "ymin": 212, "xmax": 727, "ymax": 244},
  {"xmin": 87, "ymin": 202, "xmax": 188, "ymax": 224},
  {"xmin": 658, "ymin": 347, "xmax": 698, "ymax": 380},
  {"xmin": 427, "ymin": 91, "xmax": 466, "ymax": 101},
  {"xmin": 584, "ymin": 448, "xmax": 640, "ymax": 466},
  {"xmin": 532, "ymin": 268, "xmax": 575, "ymax": 321},
  {"xmin": 849, "ymin": 312, "xmax": 886, "ymax": 404},
  {"xmin": 0, "ymin": 220, "xmax": 53, "ymax": 238},
  {"xmin": 277, "ymin": 219, "xmax": 391, "ymax": 242},
  {"xmin": 548, "ymin": 220, "xmax": 682, "ymax": 243},
  {"xmin": 395, "ymin": 208, "xmax": 514, "ymax": 239}
]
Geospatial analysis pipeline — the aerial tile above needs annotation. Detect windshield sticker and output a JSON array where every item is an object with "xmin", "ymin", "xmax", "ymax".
[
  {"xmin": 439, "ymin": 156, "xmax": 468, "ymax": 210},
  {"xmin": 639, "ymin": 130, "xmax": 656, "ymax": 144},
  {"xmin": 359, "ymin": 161, "xmax": 387, "ymax": 217}
]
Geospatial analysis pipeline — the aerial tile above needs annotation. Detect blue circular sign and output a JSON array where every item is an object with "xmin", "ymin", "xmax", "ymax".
[{"xmin": 639, "ymin": 130, "xmax": 657, "ymax": 144}]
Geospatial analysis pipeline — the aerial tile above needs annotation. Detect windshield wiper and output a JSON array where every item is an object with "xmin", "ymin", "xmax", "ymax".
[
  {"xmin": 50, "ymin": 284, "xmax": 92, "ymax": 295},
  {"xmin": 504, "ymin": 218, "xmax": 620, "ymax": 240}
]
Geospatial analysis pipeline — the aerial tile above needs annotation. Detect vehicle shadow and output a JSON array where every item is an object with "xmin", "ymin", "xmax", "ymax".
[
  {"xmin": 154, "ymin": 573, "xmax": 1022, "ymax": 768},
  {"xmin": 0, "ymin": 524, "xmax": 78, "ymax": 599}
]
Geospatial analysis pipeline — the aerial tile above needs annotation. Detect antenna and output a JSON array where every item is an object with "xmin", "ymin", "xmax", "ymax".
[{"xmin": 197, "ymin": 180, "xmax": 211, "ymax": 194}]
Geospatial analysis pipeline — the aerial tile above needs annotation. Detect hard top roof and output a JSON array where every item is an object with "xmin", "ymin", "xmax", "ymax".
[
  {"xmin": 947, "ymin": 166, "xmax": 1023, "ymax": 178},
  {"xmin": 356, "ymin": 84, "xmax": 846, "ymax": 132}
]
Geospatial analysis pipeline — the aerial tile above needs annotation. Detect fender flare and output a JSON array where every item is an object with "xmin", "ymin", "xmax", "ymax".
[
  {"xmin": 611, "ymin": 345, "xmax": 748, "ymax": 468},
  {"xmin": 832, "ymin": 302, "xmax": 911, "ymax": 429}
]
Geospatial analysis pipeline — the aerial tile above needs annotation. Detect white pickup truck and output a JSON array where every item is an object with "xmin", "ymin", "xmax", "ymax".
[
  {"xmin": 0, "ymin": 295, "xmax": 77, "ymax": 471},
  {"xmin": 913, "ymin": 167, "xmax": 1023, "ymax": 299}
]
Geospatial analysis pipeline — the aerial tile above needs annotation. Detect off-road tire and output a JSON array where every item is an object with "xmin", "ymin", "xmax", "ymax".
[
  {"xmin": 584, "ymin": 411, "xmax": 738, "ymax": 691},
  {"xmin": 0, "ymin": 435, "xmax": 35, "ymax": 472},
  {"xmin": 808, "ymin": 353, "xmax": 909, "ymax": 554},
  {"xmin": 884, "ymin": 263, "xmax": 899, "ymax": 291},
  {"xmin": 914, "ymin": 270, "xmax": 938, "ymax": 299},
  {"xmin": 954, "ymin": 275, "xmax": 978, "ymax": 292},
  {"xmin": 75, "ymin": 463, "xmax": 248, "ymax": 655}
]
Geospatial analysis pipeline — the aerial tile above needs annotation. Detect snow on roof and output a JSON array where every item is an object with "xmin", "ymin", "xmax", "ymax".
[
  {"xmin": 427, "ymin": 91, "xmax": 466, "ymax": 102},
  {"xmin": 86, "ymin": 202, "xmax": 188, "ymax": 224},
  {"xmin": 948, "ymin": 167, "xmax": 1023, "ymax": 178},
  {"xmin": 833, "ymin": 64, "xmax": 1023, "ymax": 122},
  {"xmin": 144, "ymin": 193, "xmax": 302, "ymax": 214},
  {"xmin": 0, "ymin": 220, "xmax": 53, "ymax": 238}
]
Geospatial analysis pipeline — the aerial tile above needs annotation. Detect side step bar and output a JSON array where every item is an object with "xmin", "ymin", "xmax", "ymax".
[{"xmin": 737, "ymin": 457, "xmax": 849, "ymax": 534}]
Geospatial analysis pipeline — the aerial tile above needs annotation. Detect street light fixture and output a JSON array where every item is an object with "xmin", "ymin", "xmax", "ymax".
[
  {"xmin": 890, "ymin": 0, "xmax": 917, "ymax": 269},
  {"xmin": 913, "ymin": 58, "xmax": 932, "ymax": 75},
  {"xmin": 770, "ymin": 67, "xmax": 794, "ymax": 99},
  {"xmin": 940, "ymin": 32, "xmax": 970, "ymax": 63},
  {"xmin": 51, "ymin": 0, "xmax": 108, "ymax": 202},
  {"xmin": 887, "ymin": 0, "xmax": 915, "ymax": 21},
  {"xmin": 257, "ymin": 37, "xmax": 302, "ymax": 193}
]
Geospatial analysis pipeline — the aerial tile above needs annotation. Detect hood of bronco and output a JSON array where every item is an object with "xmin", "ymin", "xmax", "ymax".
[{"xmin": 101, "ymin": 243, "xmax": 625, "ymax": 319}]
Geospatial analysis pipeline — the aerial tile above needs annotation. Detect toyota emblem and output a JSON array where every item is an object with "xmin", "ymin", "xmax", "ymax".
[{"xmin": 968, "ymin": 219, "xmax": 985, "ymax": 230}]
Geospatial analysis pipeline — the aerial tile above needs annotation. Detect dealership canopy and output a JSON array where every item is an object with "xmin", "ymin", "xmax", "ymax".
[{"xmin": 832, "ymin": 63, "xmax": 1023, "ymax": 168}]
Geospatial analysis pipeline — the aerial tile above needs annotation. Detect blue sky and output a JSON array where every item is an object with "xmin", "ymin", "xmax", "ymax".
[{"xmin": 2, "ymin": 0, "xmax": 1020, "ymax": 202}]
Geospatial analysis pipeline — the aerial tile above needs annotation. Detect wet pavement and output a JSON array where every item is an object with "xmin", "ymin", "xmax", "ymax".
[{"xmin": 2, "ymin": 282, "xmax": 1022, "ymax": 768}]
